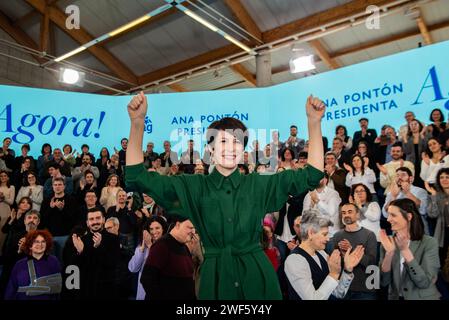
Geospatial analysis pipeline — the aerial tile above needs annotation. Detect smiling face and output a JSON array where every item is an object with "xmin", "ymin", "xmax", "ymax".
[
  {"xmin": 387, "ymin": 205, "xmax": 411, "ymax": 232},
  {"xmin": 87, "ymin": 211, "xmax": 104, "ymax": 232},
  {"xmin": 409, "ymin": 120, "xmax": 421, "ymax": 133},
  {"xmin": 108, "ymin": 176, "xmax": 118, "ymax": 187},
  {"xmin": 438, "ymin": 172, "xmax": 449, "ymax": 190},
  {"xmin": 18, "ymin": 198, "xmax": 32, "ymax": 212},
  {"xmin": 428, "ymin": 139, "xmax": 442, "ymax": 154},
  {"xmin": 352, "ymin": 155, "xmax": 363, "ymax": 170},
  {"xmin": 212, "ymin": 130, "xmax": 244, "ymax": 171},
  {"xmin": 149, "ymin": 221, "xmax": 164, "ymax": 241},
  {"xmin": 391, "ymin": 146, "xmax": 403, "ymax": 161},
  {"xmin": 31, "ymin": 235, "xmax": 46, "ymax": 256},
  {"xmin": 431, "ymin": 110, "xmax": 442, "ymax": 122},
  {"xmin": 0, "ymin": 171, "xmax": 9, "ymax": 185}
]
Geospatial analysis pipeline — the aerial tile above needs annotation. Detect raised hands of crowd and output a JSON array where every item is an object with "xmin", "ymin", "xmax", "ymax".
[{"xmin": 424, "ymin": 181, "xmax": 437, "ymax": 196}]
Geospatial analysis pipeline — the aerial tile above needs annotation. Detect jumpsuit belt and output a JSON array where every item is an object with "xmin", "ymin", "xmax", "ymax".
[{"xmin": 203, "ymin": 243, "xmax": 262, "ymax": 298}]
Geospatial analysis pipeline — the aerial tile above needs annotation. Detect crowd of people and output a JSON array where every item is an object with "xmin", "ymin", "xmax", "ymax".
[{"xmin": 0, "ymin": 104, "xmax": 449, "ymax": 300}]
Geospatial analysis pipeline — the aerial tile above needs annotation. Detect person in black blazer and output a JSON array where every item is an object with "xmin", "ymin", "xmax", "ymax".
[{"xmin": 353, "ymin": 118, "xmax": 378, "ymax": 151}]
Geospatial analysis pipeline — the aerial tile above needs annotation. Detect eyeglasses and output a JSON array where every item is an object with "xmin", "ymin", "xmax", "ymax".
[
  {"xmin": 33, "ymin": 240, "xmax": 46, "ymax": 245},
  {"xmin": 355, "ymin": 190, "xmax": 366, "ymax": 193}
]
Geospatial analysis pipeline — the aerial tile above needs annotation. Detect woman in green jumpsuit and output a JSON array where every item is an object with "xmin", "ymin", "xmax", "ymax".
[{"xmin": 125, "ymin": 93, "xmax": 326, "ymax": 299}]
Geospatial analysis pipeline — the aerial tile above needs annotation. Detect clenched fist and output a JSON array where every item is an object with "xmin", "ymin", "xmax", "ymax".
[
  {"xmin": 306, "ymin": 95, "xmax": 326, "ymax": 122},
  {"xmin": 127, "ymin": 91, "xmax": 148, "ymax": 121}
]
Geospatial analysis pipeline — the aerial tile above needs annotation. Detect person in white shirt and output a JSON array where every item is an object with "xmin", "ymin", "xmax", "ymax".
[
  {"xmin": 382, "ymin": 167, "xmax": 429, "ymax": 234},
  {"xmin": 344, "ymin": 154, "xmax": 377, "ymax": 200},
  {"xmin": 420, "ymin": 137, "xmax": 449, "ymax": 184},
  {"xmin": 303, "ymin": 173, "xmax": 342, "ymax": 237},
  {"xmin": 285, "ymin": 209, "xmax": 364, "ymax": 300},
  {"xmin": 349, "ymin": 183, "xmax": 381, "ymax": 242},
  {"xmin": 378, "ymin": 142, "xmax": 415, "ymax": 194}
]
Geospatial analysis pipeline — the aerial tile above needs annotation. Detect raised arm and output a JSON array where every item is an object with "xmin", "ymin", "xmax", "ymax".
[
  {"xmin": 127, "ymin": 92, "xmax": 147, "ymax": 166},
  {"xmin": 306, "ymin": 95, "xmax": 325, "ymax": 171}
]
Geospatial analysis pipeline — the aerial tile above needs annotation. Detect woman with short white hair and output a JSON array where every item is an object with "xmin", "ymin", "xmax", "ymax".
[{"xmin": 285, "ymin": 209, "xmax": 364, "ymax": 300}]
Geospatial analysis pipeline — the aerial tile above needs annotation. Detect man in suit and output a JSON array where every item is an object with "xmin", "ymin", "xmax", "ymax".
[{"xmin": 353, "ymin": 118, "xmax": 377, "ymax": 151}]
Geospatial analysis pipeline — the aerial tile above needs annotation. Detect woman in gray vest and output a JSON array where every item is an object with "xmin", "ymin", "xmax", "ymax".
[{"xmin": 285, "ymin": 209, "xmax": 364, "ymax": 300}]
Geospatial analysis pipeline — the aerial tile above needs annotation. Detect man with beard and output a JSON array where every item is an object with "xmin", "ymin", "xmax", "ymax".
[
  {"xmin": 70, "ymin": 208, "xmax": 121, "ymax": 299},
  {"xmin": 72, "ymin": 154, "xmax": 100, "ymax": 190},
  {"xmin": 330, "ymin": 203, "xmax": 377, "ymax": 300},
  {"xmin": 378, "ymin": 142, "xmax": 415, "ymax": 194},
  {"xmin": 284, "ymin": 125, "xmax": 305, "ymax": 160},
  {"xmin": 382, "ymin": 167, "xmax": 429, "ymax": 234},
  {"xmin": 0, "ymin": 210, "xmax": 40, "ymax": 298}
]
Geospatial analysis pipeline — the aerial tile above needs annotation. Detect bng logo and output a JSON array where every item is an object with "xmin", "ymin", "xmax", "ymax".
[{"xmin": 144, "ymin": 116, "xmax": 153, "ymax": 134}]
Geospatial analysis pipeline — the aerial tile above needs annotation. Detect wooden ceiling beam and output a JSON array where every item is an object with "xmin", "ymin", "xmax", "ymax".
[
  {"xmin": 39, "ymin": 3, "xmax": 50, "ymax": 52},
  {"xmin": 138, "ymin": 43, "xmax": 241, "ymax": 85},
  {"xmin": 330, "ymin": 18, "xmax": 449, "ymax": 59},
  {"xmin": 0, "ymin": 9, "xmax": 46, "ymax": 64},
  {"xmin": 263, "ymin": 0, "xmax": 409, "ymax": 43},
  {"xmin": 230, "ymin": 64, "xmax": 256, "ymax": 86},
  {"xmin": 416, "ymin": 7, "xmax": 433, "ymax": 45},
  {"xmin": 223, "ymin": 0, "xmax": 262, "ymax": 43},
  {"xmin": 308, "ymin": 39, "xmax": 340, "ymax": 69},
  {"xmin": 14, "ymin": 0, "xmax": 59, "ymax": 26},
  {"xmin": 25, "ymin": 0, "xmax": 138, "ymax": 84},
  {"xmin": 168, "ymin": 83, "xmax": 187, "ymax": 92},
  {"xmin": 223, "ymin": 0, "xmax": 261, "ymax": 86}
]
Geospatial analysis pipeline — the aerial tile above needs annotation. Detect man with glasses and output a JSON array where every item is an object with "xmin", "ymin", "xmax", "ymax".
[{"xmin": 143, "ymin": 142, "xmax": 159, "ymax": 169}]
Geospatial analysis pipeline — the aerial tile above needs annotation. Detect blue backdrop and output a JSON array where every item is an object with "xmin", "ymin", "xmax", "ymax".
[{"xmin": 1, "ymin": 39, "xmax": 449, "ymax": 157}]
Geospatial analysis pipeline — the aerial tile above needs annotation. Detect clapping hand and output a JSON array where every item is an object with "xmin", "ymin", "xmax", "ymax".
[
  {"xmin": 343, "ymin": 245, "xmax": 365, "ymax": 272},
  {"xmin": 379, "ymin": 229, "xmax": 396, "ymax": 254},
  {"xmin": 424, "ymin": 181, "xmax": 437, "ymax": 196},
  {"xmin": 93, "ymin": 232, "xmax": 102, "ymax": 248},
  {"xmin": 72, "ymin": 234, "xmax": 84, "ymax": 254}
]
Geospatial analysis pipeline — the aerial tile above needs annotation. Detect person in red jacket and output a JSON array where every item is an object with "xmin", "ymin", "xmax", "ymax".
[{"xmin": 262, "ymin": 216, "xmax": 281, "ymax": 271}]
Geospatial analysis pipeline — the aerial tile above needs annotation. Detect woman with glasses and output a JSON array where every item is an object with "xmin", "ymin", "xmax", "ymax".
[
  {"xmin": 15, "ymin": 172, "xmax": 43, "ymax": 211},
  {"xmin": 349, "ymin": 183, "xmax": 381, "ymax": 242},
  {"xmin": 5, "ymin": 229, "xmax": 62, "ymax": 300}
]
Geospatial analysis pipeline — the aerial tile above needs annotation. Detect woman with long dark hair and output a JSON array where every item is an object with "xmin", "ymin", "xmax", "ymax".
[{"xmin": 128, "ymin": 216, "xmax": 168, "ymax": 300}]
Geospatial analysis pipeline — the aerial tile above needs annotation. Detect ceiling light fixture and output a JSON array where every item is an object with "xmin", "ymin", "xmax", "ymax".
[
  {"xmin": 171, "ymin": 1, "xmax": 255, "ymax": 55},
  {"xmin": 289, "ymin": 55, "xmax": 316, "ymax": 73}
]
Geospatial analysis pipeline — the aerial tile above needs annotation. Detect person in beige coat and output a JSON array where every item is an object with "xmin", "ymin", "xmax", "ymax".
[{"xmin": 99, "ymin": 174, "xmax": 123, "ymax": 212}]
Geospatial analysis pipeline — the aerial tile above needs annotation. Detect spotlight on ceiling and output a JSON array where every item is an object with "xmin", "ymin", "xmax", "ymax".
[
  {"xmin": 289, "ymin": 55, "xmax": 316, "ymax": 74},
  {"xmin": 59, "ymin": 68, "xmax": 85, "ymax": 87}
]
